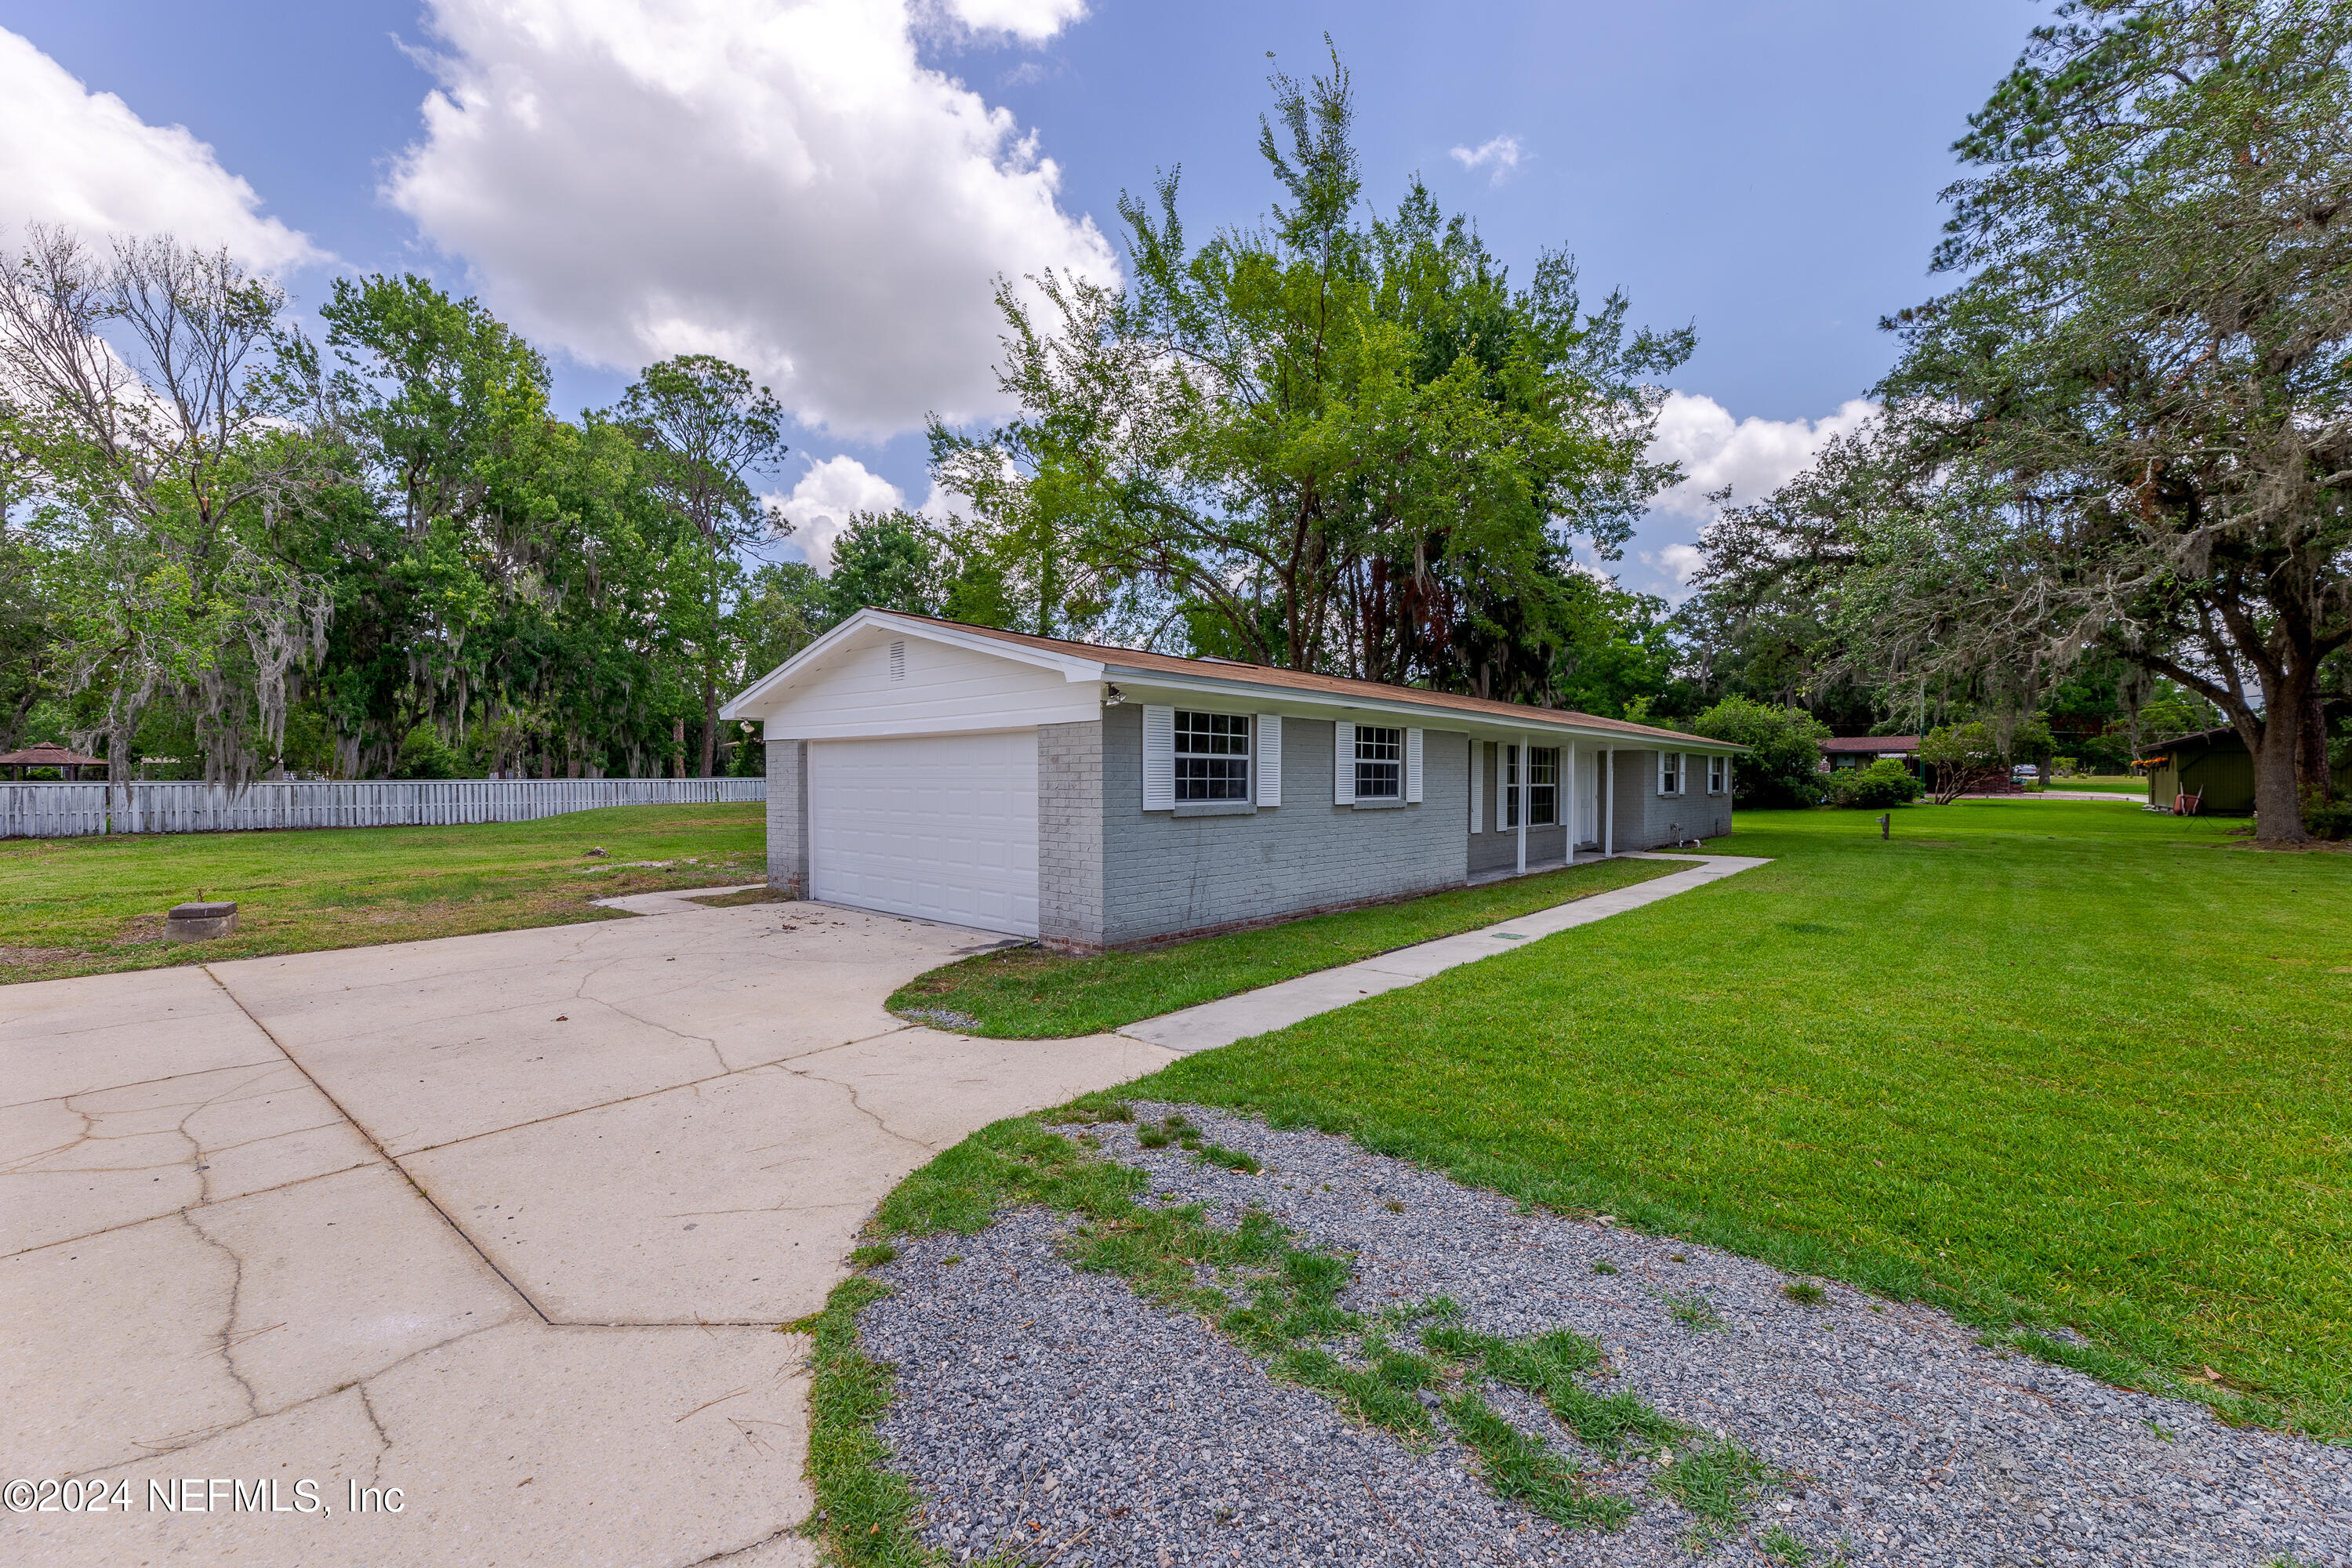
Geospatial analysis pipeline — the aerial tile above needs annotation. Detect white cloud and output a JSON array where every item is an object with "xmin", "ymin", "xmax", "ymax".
[
  {"xmin": 1448, "ymin": 134, "xmax": 1523, "ymax": 184},
  {"xmin": 389, "ymin": 0, "xmax": 1119, "ymax": 441},
  {"xmin": 0, "ymin": 28, "xmax": 321, "ymax": 270},
  {"xmin": 1644, "ymin": 391, "xmax": 1879, "ymax": 521},
  {"xmin": 1641, "ymin": 541, "xmax": 1706, "ymax": 586},
  {"xmin": 769, "ymin": 454, "xmax": 910, "ymax": 571},
  {"xmin": 941, "ymin": 0, "xmax": 1088, "ymax": 42}
]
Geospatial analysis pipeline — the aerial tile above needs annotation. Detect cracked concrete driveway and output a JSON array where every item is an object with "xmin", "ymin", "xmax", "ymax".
[{"xmin": 2, "ymin": 899, "xmax": 1176, "ymax": 1566}]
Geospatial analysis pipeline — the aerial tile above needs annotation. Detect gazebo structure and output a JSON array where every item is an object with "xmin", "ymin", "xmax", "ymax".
[{"xmin": 0, "ymin": 742, "xmax": 110, "ymax": 781}]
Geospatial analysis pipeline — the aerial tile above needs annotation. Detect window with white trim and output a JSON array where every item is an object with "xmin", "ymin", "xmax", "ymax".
[
  {"xmin": 1354, "ymin": 725, "xmax": 1403, "ymax": 799},
  {"xmin": 1502, "ymin": 746, "xmax": 1559, "ymax": 826},
  {"xmin": 1658, "ymin": 752, "xmax": 1683, "ymax": 796},
  {"xmin": 1174, "ymin": 711, "xmax": 1250, "ymax": 800},
  {"xmin": 1708, "ymin": 754, "xmax": 1728, "ymax": 794}
]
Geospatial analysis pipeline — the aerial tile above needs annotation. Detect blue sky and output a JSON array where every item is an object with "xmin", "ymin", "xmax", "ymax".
[{"xmin": 1, "ymin": 1, "xmax": 2037, "ymax": 596}]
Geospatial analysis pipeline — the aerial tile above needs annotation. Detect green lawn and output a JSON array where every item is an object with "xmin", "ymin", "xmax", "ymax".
[
  {"xmin": 888, "ymin": 856, "xmax": 1679, "ymax": 1037},
  {"xmin": 2048, "ymin": 775, "xmax": 2146, "ymax": 793},
  {"xmin": 0, "ymin": 804, "xmax": 767, "ymax": 983},
  {"xmin": 1112, "ymin": 802, "xmax": 2352, "ymax": 1437}
]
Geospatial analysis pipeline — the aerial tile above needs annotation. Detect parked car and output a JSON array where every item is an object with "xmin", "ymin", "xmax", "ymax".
[{"xmin": 2011, "ymin": 763, "xmax": 2039, "ymax": 782}]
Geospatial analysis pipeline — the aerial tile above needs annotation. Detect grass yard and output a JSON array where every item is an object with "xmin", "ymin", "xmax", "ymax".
[
  {"xmin": 2049, "ymin": 775, "xmax": 2146, "ymax": 793},
  {"xmin": 0, "ymin": 803, "xmax": 766, "ymax": 984},
  {"xmin": 889, "ymin": 855, "xmax": 1679, "ymax": 1037},
  {"xmin": 1109, "ymin": 800, "xmax": 2352, "ymax": 1437}
]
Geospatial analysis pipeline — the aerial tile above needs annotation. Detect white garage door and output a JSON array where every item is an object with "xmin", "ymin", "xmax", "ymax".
[{"xmin": 808, "ymin": 732, "xmax": 1040, "ymax": 937}]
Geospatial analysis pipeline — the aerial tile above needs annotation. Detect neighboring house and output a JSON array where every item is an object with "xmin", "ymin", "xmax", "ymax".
[
  {"xmin": 1818, "ymin": 735, "xmax": 1923, "ymax": 778},
  {"xmin": 721, "ymin": 611, "xmax": 1740, "ymax": 952},
  {"xmin": 2143, "ymin": 727, "xmax": 2256, "ymax": 814}
]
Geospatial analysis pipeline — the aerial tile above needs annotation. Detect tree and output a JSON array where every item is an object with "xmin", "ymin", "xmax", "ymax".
[
  {"xmin": 1918, "ymin": 722, "xmax": 2008, "ymax": 804},
  {"xmin": 932, "ymin": 46, "xmax": 1690, "ymax": 691},
  {"xmin": 735, "ymin": 560, "xmax": 834, "ymax": 678},
  {"xmin": 1829, "ymin": 2, "xmax": 2352, "ymax": 840},
  {"xmin": 826, "ymin": 510, "xmax": 944, "ymax": 621},
  {"xmin": 1690, "ymin": 695, "xmax": 1830, "ymax": 807},
  {"xmin": 617, "ymin": 356, "xmax": 788, "ymax": 775},
  {"xmin": 0, "ymin": 228, "xmax": 332, "ymax": 793}
]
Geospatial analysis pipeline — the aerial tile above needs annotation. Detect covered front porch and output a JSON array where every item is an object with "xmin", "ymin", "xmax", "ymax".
[
  {"xmin": 1463, "ymin": 735, "xmax": 1696, "ymax": 878},
  {"xmin": 1467, "ymin": 846, "xmax": 1614, "ymax": 885}
]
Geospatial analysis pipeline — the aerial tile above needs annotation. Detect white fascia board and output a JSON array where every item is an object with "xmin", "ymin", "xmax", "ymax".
[
  {"xmin": 1099, "ymin": 668, "xmax": 1745, "ymax": 753},
  {"xmin": 720, "ymin": 610, "xmax": 1104, "ymax": 720}
]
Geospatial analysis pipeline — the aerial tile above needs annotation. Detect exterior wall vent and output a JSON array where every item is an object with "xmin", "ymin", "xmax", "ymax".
[{"xmin": 887, "ymin": 640, "xmax": 906, "ymax": 682}]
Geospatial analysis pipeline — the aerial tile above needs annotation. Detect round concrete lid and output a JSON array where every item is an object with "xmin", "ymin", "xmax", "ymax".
[{"xmin": 168, "ymin": 901, "xmax": 238, "ymax": 919}]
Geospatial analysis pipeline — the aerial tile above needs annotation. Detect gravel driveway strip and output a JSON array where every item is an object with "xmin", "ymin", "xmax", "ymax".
[{"xmin": 857, "ymin": 1105, "xmax": 2350, "ymax": 1568}]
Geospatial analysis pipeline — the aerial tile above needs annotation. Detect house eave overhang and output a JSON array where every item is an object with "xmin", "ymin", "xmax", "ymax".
[
  {"xmin": 720, "ymin": 608, "xmax": 1742, "ymax": 754},
  {"xmin": 1097, "ymin": 664, "xmax": 1744, "ymax": 753}
]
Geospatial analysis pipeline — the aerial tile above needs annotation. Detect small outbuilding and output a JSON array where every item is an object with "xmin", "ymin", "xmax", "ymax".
[
  {"xmin": 2143, "ymin": 726, "xmax": 2256, "ymax": 815},
  {"xmin": 721, "ymin": 611, "xmax": 1740, "ymax": 952},
  {"xmin": 1818, "ymin": 735, "xmax": 1923, "ymax": 779},
  {"xmin": 0, "ymin": 742, "xmax": 109, "ymax": 780}
]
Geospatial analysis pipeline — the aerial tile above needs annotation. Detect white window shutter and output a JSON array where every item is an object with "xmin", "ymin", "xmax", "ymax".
[
  {"xmin": 1468, "ymin": 742, "xmax": 1482, "ymax": 833},
  {"xmin": 1142, "ymin": 705, "xmax": 1174, "ymax": 811},
  {"xmin": 1256, "ymin": 714, "xmax": 1281, "ymax": 805},
  {"xmin": 1333, "ymin": 720, "xmax": 1356, "ymax": 805},
  {"xmin": 1406, "ymin": 728, "xmax": 1424, "ymax": 803}
]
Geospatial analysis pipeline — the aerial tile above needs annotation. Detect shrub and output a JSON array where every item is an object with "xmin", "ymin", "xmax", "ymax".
[
  {"xmin": 395, "ymin": 724, "xmax": 464, "ymax": 780},
  {"xmin": 2303, "ymin": 790, "xmax": 2352, "ymax": 841},
  {"xmin": 1690, "ymin": 696, "xmax": 1829, "ymax": 808},
  {"xmin": 1824, "ymin": 760, "xmax": 1921, "ymax": 809}
]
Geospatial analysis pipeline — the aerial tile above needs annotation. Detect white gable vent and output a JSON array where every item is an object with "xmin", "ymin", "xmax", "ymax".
[{"xmin": 887, "ymin": 640, "xmax": 906, "ymax": 682}]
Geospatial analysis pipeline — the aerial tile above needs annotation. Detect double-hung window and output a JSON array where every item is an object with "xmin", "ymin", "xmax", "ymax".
[
  {"xmin": 1529, "ymin": 747, "xmax": 1559, "ymax": 826},
  {"xmin": 1500, "ymin": 746, "xmax": 1559, "ymax": 826},
  {"xmin": 1708, "ymin": 755, "xmax": 1728, "ymax": 794},
  {"xmin": 1658, "ymin": 752, "xmax": 1683, "ymax": 796},
  {"xmin": 1174, "ymin": 712, "xmax": 1250, "ymax": 801},
  {"xmin": 1354, "ymin": 725, "xmax": 1403, "ymax": 800}
]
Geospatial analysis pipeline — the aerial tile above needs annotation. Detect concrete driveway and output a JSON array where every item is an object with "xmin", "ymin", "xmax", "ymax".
[{"xmin": 2, "ymin": 900, "xmax": 1175, "ymax": 1566}]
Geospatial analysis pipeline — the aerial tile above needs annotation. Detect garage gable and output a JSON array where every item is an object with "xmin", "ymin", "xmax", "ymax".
[{"xmin": 728, "ymin": 622, "xmax": 1098, "ymax": 739}]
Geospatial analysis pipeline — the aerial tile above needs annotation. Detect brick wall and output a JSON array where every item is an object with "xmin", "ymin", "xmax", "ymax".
[
  {"xmin": 1097, "ymin": 706, "xmax": 1471, "ymax": 946},
  {"xmin": 766, "ymin": 739, "xmax": 810, "ymax": 896},
  {"xmin": 1607, "ymin": 748, "xmax": 1733, "ymax": 848},
  {"xmin": 1038, "ymin": 720, "xmax": 1106, "ymax": 952}
]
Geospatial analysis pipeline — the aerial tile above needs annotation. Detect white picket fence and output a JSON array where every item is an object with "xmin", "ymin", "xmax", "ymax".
[{"xmin": 0, "ymin": 778, "xmax": 765, "ymax": 839}]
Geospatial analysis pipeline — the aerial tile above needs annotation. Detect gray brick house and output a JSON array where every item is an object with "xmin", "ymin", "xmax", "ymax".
[{"xmin": 722, "ymin": 610, "xmax": 1739, "ymax": 952}]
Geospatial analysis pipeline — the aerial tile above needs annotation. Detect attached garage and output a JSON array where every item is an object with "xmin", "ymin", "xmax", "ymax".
[{"xmin": 808, "ymin": 732, "xmax": 1040, "ymax": 937}]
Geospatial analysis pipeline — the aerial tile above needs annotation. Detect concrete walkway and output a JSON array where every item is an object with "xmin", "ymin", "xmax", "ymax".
[
  {"xmin": 4, "ymin": 852, "xmax": 1767, "ymax": 1566},
  {"xmin": 1122, "ymin": 853, "xmax": 1769, "ymax": 1054}
]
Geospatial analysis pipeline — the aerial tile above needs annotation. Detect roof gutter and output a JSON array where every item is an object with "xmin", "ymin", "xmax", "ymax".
[{"xmin": 1098, "ymin": 663, "xmax": 1745, "ymax": 753}]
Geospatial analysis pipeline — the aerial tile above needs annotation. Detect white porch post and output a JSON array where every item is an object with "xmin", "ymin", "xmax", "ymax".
[
  {"xmin": 1602, "ymin": 748, "xmax": 1615, "ymax": 858},
  {"xmin": 1565, "ymin": 741, "xmax": 1577, "ymax": 862},
  {"xmin": 1515, "ymin": 734, "xmax": 1529, "ymax": 876}
]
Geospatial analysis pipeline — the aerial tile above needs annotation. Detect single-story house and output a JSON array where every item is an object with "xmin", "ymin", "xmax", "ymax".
[
  {"xmin": 1818, "ymin": 735, "xmax": 1922, "ymax": 777},
  {"xmin": 2143, "ymin": 726, "xmax": 2256, "ymax": 814},
  {"xmin": 720, "ymin": 611, "xmax": 1740, "ymax": 953}
]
